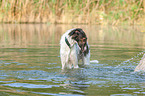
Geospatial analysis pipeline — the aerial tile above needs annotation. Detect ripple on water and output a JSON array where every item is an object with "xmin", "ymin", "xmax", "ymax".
[{"xmin": 2, "ymin": 83, "xmax": 60, "ymax": 88}]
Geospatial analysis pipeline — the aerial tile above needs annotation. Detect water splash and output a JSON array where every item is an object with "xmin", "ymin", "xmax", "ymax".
[
  {"xmin": 90, "ymin": 60, "xmax": 99, "ymax": 64},
  {"xmin": 115, "ymin": 51, "xmax": 145, "ymax": 69}
]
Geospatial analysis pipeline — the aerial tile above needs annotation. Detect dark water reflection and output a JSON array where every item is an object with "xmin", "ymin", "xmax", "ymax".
[{"xmin": 0, "ymin": 24, "xmax": 145, "ymax": 95}]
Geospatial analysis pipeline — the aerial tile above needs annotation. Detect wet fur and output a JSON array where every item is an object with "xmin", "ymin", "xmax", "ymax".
[{"xmin": 60, "ymin": 28, "xmax": 90, "ymax": 69}]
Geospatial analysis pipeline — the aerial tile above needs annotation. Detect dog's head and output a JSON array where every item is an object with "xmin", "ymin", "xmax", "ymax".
[{"xmin": 69, "ymin": 28, "xmax": 87, "ymax": 52}]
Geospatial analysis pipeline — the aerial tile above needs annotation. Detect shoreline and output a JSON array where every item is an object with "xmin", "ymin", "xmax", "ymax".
[{"xmin": 0, "ymin": 0, "xmax": 145, "ymax": 25}]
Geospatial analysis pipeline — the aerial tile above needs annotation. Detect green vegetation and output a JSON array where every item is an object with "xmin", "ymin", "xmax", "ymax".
[{"xmin": 0, "ymin": 0, "xmax": 145, "ymax": 25}]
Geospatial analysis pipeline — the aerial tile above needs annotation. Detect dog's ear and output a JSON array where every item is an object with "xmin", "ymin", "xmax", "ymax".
[
  {"xmin": 69, "ymin": 30, "xmax": 80, "ymax": 36},
  {"xmin": 69, "ymin": 30, "xmax": 75, "ymax": 36},
  {"xmin": 69, "ymin": 28, "xmax": 83, "ymax": 36}
]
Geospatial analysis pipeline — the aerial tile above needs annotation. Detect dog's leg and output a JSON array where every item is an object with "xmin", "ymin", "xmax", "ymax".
[
  {"xmin": 67, "ymin": 60, "xmax": 73, "ymax": 69},
  {"xmin": 73, "ymin": 59, "xmax": 79, "ymax": 68},
  {"xmin": 70, "ymin": 49, "xmax": 79, "ymax": 68},
  {"xmin": 61, "ymin": 50, "xmax": 73, "ymax": 69},
  {"xmin": 83, "ymin": 52, "xmax": 90, "ymax": 65},
  {"xmin": 60, "ymin": 53, "xmax": 67, "ymax": 69},
  {"xmin": 72, "ymin": 58, "xmax": 79, "ymax": 68}
]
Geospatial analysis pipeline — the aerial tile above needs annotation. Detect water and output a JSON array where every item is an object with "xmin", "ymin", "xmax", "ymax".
[{"xmin": 0, "ymin": 24, "xmax": 145, "ymax": 96}]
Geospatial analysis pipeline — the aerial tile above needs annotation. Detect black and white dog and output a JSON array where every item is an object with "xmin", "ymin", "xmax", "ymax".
[{"xmin": 60, "ymin": 28, "xmax": 90, "ymax": 69}]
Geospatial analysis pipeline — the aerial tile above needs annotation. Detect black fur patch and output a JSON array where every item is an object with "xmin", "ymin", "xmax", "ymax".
[
  {"xmin": 69, "ymin": 28, "xmax": 89, "ymax": 56},
  {"xmin": 69, "ymin": 28, "xmax": 86, "ymax": 42},
  {"xmin": 80, "ymin": 45, "xmax": 89, "ymax": 56}
]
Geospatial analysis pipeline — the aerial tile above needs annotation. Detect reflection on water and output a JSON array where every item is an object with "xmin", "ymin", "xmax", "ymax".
[
  {"xmin": 0, "ymin": 24, "xmax": 145, "ymax": 95},
  {"xmin": 0, "ymin": 24, "xmax": 145, "ymax": 48}
]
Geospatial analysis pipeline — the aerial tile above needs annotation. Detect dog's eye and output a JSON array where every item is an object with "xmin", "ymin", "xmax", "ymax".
[
  {"xmin": 75, "ymin": 36, "xmax": 78, "ymax": 39},
  {"xmin": 75, "ymin": 37, "xmax": 79, "ymax": 41},
  {"xmin": 83, "ymin": 38, "xmax": 87, "ymax": 41},
  {"xmin": 83, "ymin": 39, "xmax": 86, "ymax": 42}
]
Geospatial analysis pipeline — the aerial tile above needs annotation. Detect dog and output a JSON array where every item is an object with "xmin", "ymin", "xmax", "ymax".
[{"xmin": 60, "ymin": 28, "xmax": 90, "ymax": 69}]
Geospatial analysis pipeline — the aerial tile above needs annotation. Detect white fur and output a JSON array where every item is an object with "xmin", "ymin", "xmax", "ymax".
[{"xmin": 60, "ymin": 29, "xmax": 90, "ymax": 69}]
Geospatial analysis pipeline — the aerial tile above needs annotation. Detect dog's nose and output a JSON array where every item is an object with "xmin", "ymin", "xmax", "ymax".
[
  {"xmin": 82, "ymin": 50, "xmax": 84, "ymax": 52},
  {"xmin": 81, "ymin": 46, "xmax": 85, "ymax": 52},
  {"xmin": 79, "ymin": 46, "xmax": 84, "ymax": 52}
]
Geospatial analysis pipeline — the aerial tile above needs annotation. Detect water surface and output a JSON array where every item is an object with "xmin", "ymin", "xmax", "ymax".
[{"xmin": 0, "ymin": 24, "xmax": 145, "ymax": 95}]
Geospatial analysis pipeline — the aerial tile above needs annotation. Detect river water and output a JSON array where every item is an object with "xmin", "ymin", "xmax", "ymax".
[{"xmin": 0, "ymin": 24, "xmax": 145, "ymax": 96}]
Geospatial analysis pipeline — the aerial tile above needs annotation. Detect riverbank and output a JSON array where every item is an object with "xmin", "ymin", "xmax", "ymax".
[{"xmin": 0, "ymin": 0, "xmax": 145, "ymax": 25}]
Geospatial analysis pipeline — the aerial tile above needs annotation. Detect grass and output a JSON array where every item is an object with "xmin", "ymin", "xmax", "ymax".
[{"xmin": 0, "ymin": 0, "xmax": 145, "ymax": 25}]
